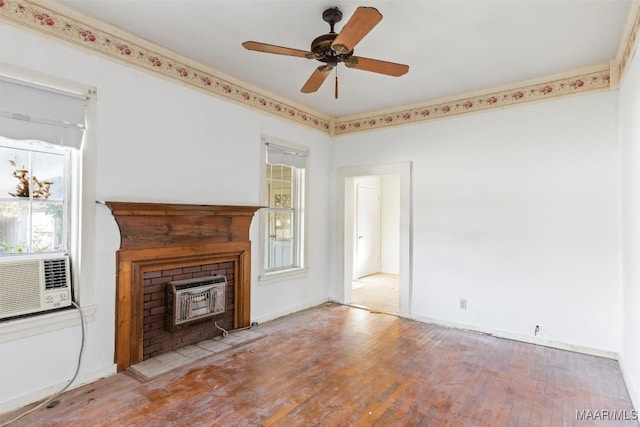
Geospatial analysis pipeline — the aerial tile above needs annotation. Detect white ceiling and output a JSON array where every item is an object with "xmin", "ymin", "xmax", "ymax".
[{"xmin": 58, "ymin": 0, "xmax": 632, "ymax": 118}]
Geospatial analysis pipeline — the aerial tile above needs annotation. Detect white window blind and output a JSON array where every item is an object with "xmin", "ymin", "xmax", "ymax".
[
  {"xmin": 266, "ymin": 143, "xmax": 307, "ymax": 169},
  {"xmin": 0, "ymin": 76, "xmax": 86, "ymax": 149}
]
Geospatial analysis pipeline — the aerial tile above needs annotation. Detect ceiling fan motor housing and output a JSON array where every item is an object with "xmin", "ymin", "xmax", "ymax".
[
  {"xmin": 308, "ymin": 8, "xmax": 353, "ymax": 67},
  {"xmin": 310, "ymin": 33, "xmax": 352, "ymax": 66}
]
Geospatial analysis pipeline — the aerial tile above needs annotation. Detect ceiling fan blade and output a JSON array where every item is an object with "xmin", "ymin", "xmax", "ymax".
[
  {"xmin": 331, "ymin": 7, "xmax": 382, "ymax": 55},
  {"xmin": 242, "ymin": 41, "xmax": 315, "ymax": 58},
  {"xmin": 344, "ymin": 56, "xmax": 409, "ymax": 77},
  {"xmin": 301, "ymin": 65, "xmax": 333, "ymax": 93}
]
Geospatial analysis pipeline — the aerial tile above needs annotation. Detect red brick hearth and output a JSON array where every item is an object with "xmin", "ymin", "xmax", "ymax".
[{"xmin": 106, "ymin": 202, "xmax": 260, "ymax": 371}]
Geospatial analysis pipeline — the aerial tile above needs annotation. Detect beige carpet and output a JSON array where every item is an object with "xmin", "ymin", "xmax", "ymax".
[{"xmin": 351, "ymin": 273, "xmax": 399, "ymax": 314}]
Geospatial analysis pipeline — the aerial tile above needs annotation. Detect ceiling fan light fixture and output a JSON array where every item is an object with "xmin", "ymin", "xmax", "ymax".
[
  {"xmin": 331, "ymin": 44, "xmax": 350, "ymax": 55},
  {"xmin": 343, "ymin": 57, "xmax": 358, "ymax": 68}
]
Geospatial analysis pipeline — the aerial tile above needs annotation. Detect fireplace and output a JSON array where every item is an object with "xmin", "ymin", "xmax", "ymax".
[{"xmin": 106, "ymin": 202, "xmax": 260, "ymax": 371}]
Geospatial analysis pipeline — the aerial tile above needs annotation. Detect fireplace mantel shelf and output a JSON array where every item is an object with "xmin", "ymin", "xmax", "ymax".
[
  {"xmin": 105, "ymin": 201, "xmax": 261, "ymax": 250},
  {"xmin": 104, "ymin": 201, "xmax": 263, "ymax": 216}
]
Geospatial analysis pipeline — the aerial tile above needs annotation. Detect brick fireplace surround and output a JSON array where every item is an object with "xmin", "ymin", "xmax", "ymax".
[{"xmin": 106, "ymin": 202, "xmax": 260, "ymax": 371}]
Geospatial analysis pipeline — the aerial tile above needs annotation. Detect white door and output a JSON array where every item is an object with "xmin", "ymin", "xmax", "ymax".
[{"xmin": 355, "ymin": 184, "xmax": 381, "ymax": 279}]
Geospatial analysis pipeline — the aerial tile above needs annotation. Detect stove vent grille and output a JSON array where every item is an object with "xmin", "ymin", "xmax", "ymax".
[{"xmin": 165, "ymin": 275, "xmax": 226, "ymax": 331}]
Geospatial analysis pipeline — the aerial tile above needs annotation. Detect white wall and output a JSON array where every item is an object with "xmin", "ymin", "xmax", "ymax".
[
  {"xmin": 619, "ymin": 46, "xmax": 640, "ymax": 409},
  {"xmin": 0, "ymin": 22, "xmax": 332, "ymax": 411},
  {"xmin": 332, "ymin": 92, "xmax": 622, "ymax": 355}
]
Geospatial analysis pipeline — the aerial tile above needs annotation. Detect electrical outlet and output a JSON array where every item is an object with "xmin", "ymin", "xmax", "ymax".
[{"xmin": 459, "ymin": 298, "xmax": 467, "ymax": 310}]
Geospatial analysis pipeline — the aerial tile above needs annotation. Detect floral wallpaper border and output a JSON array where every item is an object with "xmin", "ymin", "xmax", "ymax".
[
  {"xmin": 334, "ymin": 68, "xmax": 611, "ymax": 135},
  {"xmin": 618, "ymin": 1, "xmax": 640, "ymax": 81},
  {"xmin": 0, "ymin": 0, "xmax": 637, "ymax": 136}
]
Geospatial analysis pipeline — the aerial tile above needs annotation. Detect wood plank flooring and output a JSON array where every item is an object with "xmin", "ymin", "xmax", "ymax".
[{"xmin": 2, "ymin": 303, "xmax": 636, "ymax": 426}]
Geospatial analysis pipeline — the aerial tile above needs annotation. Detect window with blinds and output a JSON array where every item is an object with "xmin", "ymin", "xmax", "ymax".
[
  {"xmin": 263, "ymin": 139, "xmax": 308, "ymax": 274},
  {"xmin": 0, "ymin": 75, "xmax": 86, "ymax": 258}
]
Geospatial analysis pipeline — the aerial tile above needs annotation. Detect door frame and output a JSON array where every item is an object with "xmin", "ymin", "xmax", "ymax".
[{"xmin": 336, "ymin": 162, "xmax": 412, "ymax": 317}]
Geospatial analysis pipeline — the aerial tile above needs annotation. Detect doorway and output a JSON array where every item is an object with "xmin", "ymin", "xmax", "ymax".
[
  {"xmin": 336, "ymin": 162, "xmax": 411, "ymax": 317},
  {"xmin": 350, "ymin": 176, "xmax": 399, "ymax": 313}
]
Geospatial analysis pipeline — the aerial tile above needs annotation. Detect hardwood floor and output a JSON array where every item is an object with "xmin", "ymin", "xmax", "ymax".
[{"xmin": 2, "ymin": 304, "xmax": 636, "ymax": 426}]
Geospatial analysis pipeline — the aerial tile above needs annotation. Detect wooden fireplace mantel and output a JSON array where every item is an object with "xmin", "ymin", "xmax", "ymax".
[
  {"xmin": 105, "ymin": 201, "xmax": 261, "ymax": 371},
  {"xmin": 105, "ymin": 202, "xmax": 261, "ymax": 249}
]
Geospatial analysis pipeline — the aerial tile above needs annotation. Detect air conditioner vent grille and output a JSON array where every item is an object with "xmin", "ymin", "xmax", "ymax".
[
  {"xmin": 43, "ymin": 258, "xmax": 69, "ymax": 290},
  {"xmin": 0, "ymin": 260, "xmax": 42, "ymax": 315}
]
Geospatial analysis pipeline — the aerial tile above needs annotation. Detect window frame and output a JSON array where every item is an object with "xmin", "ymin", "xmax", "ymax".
[
  {"xmin": 0, "ymin": 63, "xmax": 97, "ymax": 341},
  {"xmin": 259, "ymin": 136, "xmax": 309, "ymax": 283},
  {"xmin": 0, "ymin": 137, "xmax": 72, "ymax": 257}
]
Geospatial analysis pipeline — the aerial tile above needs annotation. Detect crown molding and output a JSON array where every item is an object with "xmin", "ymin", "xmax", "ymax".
[
  {"xmin": 0, "ymin": 0, "xmax": 635, "ymax": 137},
  {"xmin": 616, "ymin": 0, "xmax": 640, "ymax": 85},
  {"xmin": 334, "ymin": 64, "xmax": 612, "ymax": 135}
]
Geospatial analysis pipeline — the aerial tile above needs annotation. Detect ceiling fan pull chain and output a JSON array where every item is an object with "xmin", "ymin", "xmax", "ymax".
[{"xmin": 335, "ymin": 67, "xmax": 339, "ymax": 99}]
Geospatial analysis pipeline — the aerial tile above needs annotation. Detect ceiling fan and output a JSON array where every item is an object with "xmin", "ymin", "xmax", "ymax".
[{"xmin": 242, "ymin": 6, "xmax": 409, "ymax": 99}]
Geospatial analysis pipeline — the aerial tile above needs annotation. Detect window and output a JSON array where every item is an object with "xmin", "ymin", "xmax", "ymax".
[
  {"xmin": 0, "ymin": 75, "xmax": 85, "ymax": 261},
  {"xmin": 0, "ymin": 138, "xmax": 70, "ymax": 255},
  {"xmin": 261, "ymin": 138, "xmax": 308, "ymax": 278}
]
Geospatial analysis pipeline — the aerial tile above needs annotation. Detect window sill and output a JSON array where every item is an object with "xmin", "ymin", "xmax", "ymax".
[
  {"xmin": 259, "ymin": 267, "xmax": 309, "ymax": 285},
  {"xmin": 0, "ymin": 305, "xmax": 95, "ymax": 344}
]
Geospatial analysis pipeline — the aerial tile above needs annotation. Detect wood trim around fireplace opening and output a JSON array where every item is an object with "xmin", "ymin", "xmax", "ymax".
[{"xmin": 105, "ymin": 202, "xmax": 260, "ymax": 371}]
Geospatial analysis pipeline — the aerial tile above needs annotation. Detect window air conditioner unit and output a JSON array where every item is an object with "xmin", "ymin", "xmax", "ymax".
[{"xmin": 0, "ymin": 256, "xmax": 72, "ymax": 320}]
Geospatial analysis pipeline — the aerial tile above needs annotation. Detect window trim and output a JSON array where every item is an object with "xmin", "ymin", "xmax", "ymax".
[
  {"xmin": 0, "ymin": 62, "xmax": 97, "ymax": 340},
  {"xmin": 258, "ymin": 135, "xmax": 309, "ymax": 284}
]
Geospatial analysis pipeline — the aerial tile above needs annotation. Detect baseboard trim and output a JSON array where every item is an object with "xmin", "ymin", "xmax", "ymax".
[
  {"xmin": 408, "ymin": 314, "xmax": 619, "ymax": 360},
  {"xmin": 252, "ymin": 297, "xmax": 330, "ymax": 325},
  {"xmin": 0, "ymin": 363, "xmax": 117, "ymax": 415}
]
